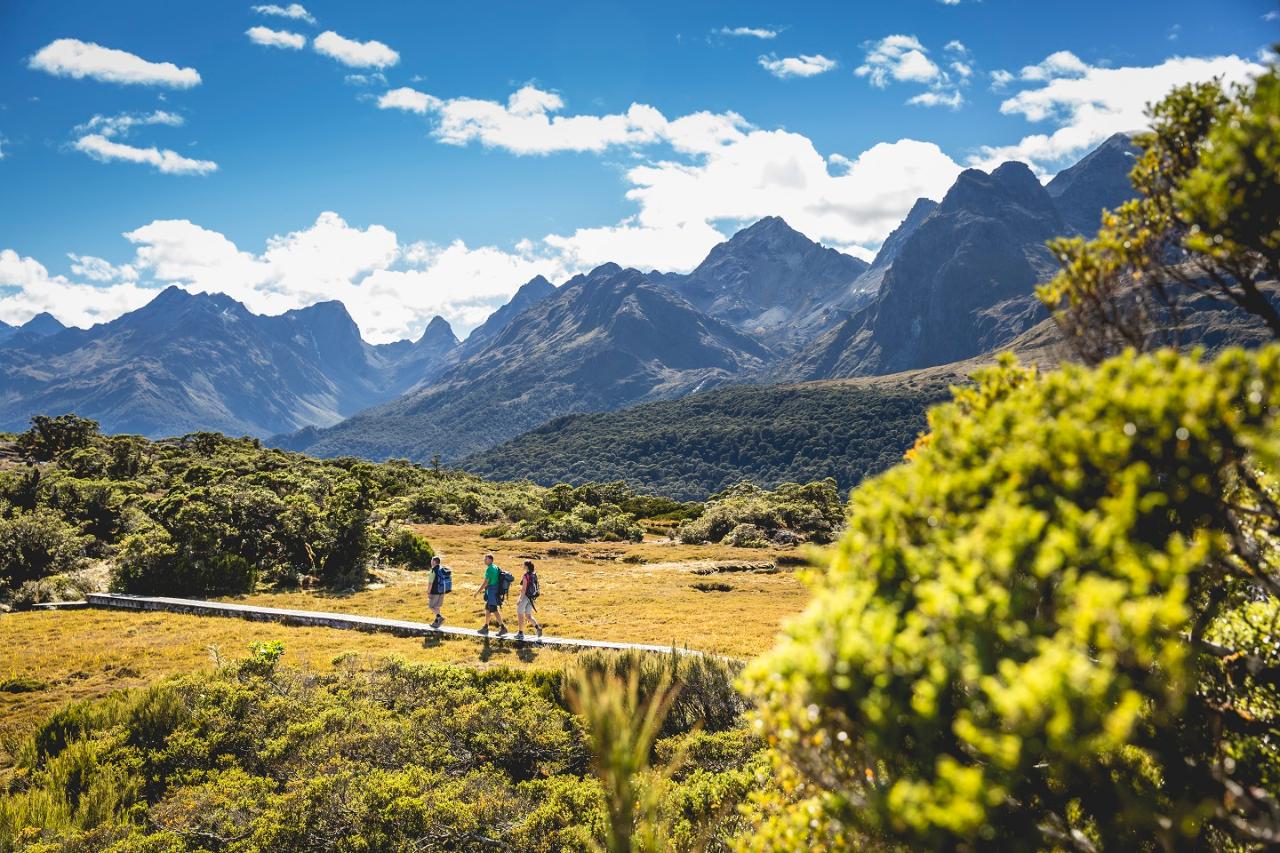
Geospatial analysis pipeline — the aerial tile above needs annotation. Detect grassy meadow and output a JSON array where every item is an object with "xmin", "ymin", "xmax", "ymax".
[{"xmin": 0, "ymin": 523, "xmax": 814, "ymax": 749}]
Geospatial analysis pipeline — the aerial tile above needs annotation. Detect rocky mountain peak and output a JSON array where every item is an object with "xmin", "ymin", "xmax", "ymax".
[
  {"xmin": 1046, "ymin": 132, "xmax": 1139, "ymax": 234},
  {"xmin": 20, "ymin": 312, "xmax": 66, "ymax": 337},
  {"xmin": 421, "ymin": 315, "xmax": 457, "ymax": 345}
]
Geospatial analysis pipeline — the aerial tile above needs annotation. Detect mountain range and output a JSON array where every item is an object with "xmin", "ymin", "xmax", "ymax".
[{"xmin": 10, "ymin": 131, "xmax": 1247, "ymax": 477}]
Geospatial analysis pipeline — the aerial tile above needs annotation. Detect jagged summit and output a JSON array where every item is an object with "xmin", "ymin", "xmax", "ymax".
[{"xmin": 1046, "ymin": 132, "xmax": 1140, "ymax": 234}]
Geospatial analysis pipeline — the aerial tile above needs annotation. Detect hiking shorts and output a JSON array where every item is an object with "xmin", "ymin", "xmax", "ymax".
[
  {"xmin": 484, "ymin": 585, "xmax": 501, "ymax": 610},
  {"xmin": 516, "ymin": 594, "xmax": 534, "ymax": 616},
  {"xmin": 428, "ymin": 593, "xmax": 444, "ymax": 611}
]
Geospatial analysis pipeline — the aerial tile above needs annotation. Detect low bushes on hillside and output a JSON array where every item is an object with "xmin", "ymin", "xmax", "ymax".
[{"xmin": 676, "ymin": 479, "xmax": 844, "ymax": 547}]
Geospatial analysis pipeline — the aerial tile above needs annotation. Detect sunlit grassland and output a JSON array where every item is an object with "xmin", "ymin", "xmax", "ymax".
[{"xmin": 0, "ymin": 524, "xmax": 815, "ymax": 755}]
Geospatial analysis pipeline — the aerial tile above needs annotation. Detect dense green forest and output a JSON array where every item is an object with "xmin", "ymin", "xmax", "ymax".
[
  {"xmin": 0, "ymin": 415, "xmax": 843, "ymax": 608},
  {"xmin": 464, "ymin": 379, "xmax": 950, "ymax": 500}
]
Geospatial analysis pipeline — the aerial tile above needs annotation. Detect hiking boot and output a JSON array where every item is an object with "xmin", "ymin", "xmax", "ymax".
[
  {"xmin": 432, "ymin": 615, "xmax": 444, "ymax": 628},
  {"xmin": 478, "ymin": 625, "xmax": 489, "ymax": 635},
  {"xmin": 496, "ymin": 625, "xmax": 508, "ymax": 637},
  {"xmin": 515, "ymin": 631, "xmax": 525, "ymax": 641},
  {"xmin": 536, "ymin": 625, "xmax": 543, "ymax": 639}
]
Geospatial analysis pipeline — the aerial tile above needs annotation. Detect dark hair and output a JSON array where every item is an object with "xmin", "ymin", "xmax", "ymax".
[{"xmin": 523, "ymin": 560, "xmax": 535, "ymax": 572}]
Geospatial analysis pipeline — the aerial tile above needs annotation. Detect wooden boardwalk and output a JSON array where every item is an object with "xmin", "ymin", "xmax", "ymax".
[{"xmin": 85, "ymin": 593, "xmax": 697, "ymax": 655}]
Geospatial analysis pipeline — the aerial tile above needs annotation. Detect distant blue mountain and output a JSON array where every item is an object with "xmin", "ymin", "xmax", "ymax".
[{"xmin": 0, "ymin": 288, "xmax": 458, "ymax": 438}]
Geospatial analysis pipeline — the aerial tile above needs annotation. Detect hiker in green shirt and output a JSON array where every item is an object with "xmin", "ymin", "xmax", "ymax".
[{"xmin": 473, "ymin": 553, "xmax": 508, "ymax": 636}]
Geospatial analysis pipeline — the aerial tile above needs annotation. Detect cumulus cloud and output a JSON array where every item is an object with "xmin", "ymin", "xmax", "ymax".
[
  {"xmin": 247, "ymin": 26, "xmax": 306, "ymax": 49},
  {"xmin": 378, "ymin": 84, "xmax": 696, "ymax": 154},
  {"xmin": 758, "ymin": 54, "xmax": 837, "ymax": 79},
  {"xmin": 856, "ymin": 34, "xmax": 965, "ymax": 108},
  {"xmin": 907, "ymin": 90, "xmax": 964, "ymax": 108},
  {"xmin": 251, "ymin": 3, "xmax": 316, "ymax": 24},
  {"xmin": 856, "ymin": 35, "xmax": 940, "ymax": 87},
  {"xmin": 67, "ymin": 253, "xmax": 138, "ymax": 282},
  {"xmin": 313, "ymin": 31, "xmax": 399, "ymax": 68},
  {"xmin": 970, "ymin": 52, "xmax": 1264, "ymax": 174},
  {"xmin": 379, "ymin": 82, "xmax": 963, "ymax": 265},
  {"xmin": 990, "ymin": 68, "xmax": 1015, "ymax": 90},
  {"xmin": 547, "ymin": 132, "xmax": 962, "ymax": 269},
  {"xmin": 114, "ymin": 212, "xmax": 568, "ymax": 342},
  {"xmin": 75, "ymin": 110, "xmax": 183, "ymax": 139},
  {"xmin": 73, "ymin": 134, "xmax": 218, "ymax": 175},
  {"xmin": 0, "ymin": 249, "xmax": 157, "ymax": 327},
  {"xmin": 717, "ymin": 26, "xmax": 778, "ymax": 39},
  {"xmin": 1019, "ymin": 49, "xmax": 1089, "ymax": 82},
  {"xmin": 28, "ymin": 38, "xmax": 201, "ymax": 87}
]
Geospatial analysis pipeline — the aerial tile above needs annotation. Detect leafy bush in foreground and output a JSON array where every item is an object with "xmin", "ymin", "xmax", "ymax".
[
  {"xmin": 0, "ymin": 649, "xmax": 763, "ymax": 853},
  {"xmin": 744, "ymin": 346, "xmax": 1280, "ymax": 850}
]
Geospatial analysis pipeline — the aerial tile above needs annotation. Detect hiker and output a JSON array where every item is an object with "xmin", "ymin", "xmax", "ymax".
[
  {"xmin": 473, "ymin": 553, "xmax": 510, "ymax": 636},
  {"xmin": 427, "ymin": 555, "xmax": 452, "ymax": 628},
  {"xmin": 516, "ymin": 559, "xmax": 543, "ymax": 641}
]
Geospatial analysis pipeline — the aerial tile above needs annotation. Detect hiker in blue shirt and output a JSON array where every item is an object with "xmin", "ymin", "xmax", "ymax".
[{"xmin": 473, "ymin": 553, "xmax": 509, "ymax": 636}]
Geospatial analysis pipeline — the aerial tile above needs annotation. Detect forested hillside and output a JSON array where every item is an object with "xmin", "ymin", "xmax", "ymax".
[{"xmin": 464, "ymin": 376, "xmax": 952, "ymax": 499}]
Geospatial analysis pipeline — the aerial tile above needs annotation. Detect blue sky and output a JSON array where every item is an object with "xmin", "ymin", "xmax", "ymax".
[{"xmin": 0, "ymin": 0, "xmax": 1274, "ymax": 341}]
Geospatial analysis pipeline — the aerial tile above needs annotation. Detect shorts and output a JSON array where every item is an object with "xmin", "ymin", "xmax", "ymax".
[
  {"xmin": 428, "ymin": 593, "xmax": 444, "ymax": 610},
  {"xmin": 484, "ymin": 585, "xmax": 501, "ymax": 608},
  {"xmin": 516, "ymin": 595, "xmax": 535, "ymax": 616},
  {"xmin": 485, "ymin": 603, "xmax": 500, "ymax": 613}
]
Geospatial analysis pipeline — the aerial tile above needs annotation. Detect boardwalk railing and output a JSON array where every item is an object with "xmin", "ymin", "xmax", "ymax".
[{"xmin": 85, "ymin": 593, "xmax": 696, "ymax": 654}]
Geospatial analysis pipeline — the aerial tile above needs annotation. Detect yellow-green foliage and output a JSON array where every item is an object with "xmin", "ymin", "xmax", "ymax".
[
  {"xmin": 1040, "ymin": 65, "xmax": 1280, "ymax": 362},
  {"xmin": 744, "ymin": 345, "xmax": 1280, "ymax": 850},
  {"xmin": 0, "ymin": 649, "xmax": 765, "ymax": 852}
]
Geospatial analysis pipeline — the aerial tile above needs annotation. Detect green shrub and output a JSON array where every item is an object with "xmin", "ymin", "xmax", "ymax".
[
  {"xmin": 0, "ymin": 508, "xmax": 88, "ymax": 592},
  {"xmin": 382, "ymin": 526, "xmax": 434, "ymax": 569},
  {"xmin": 744, "ymin": 346, "xmax": 1280, "ymax": 850}
]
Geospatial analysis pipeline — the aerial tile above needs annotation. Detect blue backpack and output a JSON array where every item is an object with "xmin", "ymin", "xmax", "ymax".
[
  {"xmin": 497, "ymin": 570, "xmax": 515, "ymax": 603},
  {"xmin": 433, "ymin": 565, "xmax": 452, "ymax": 594}
]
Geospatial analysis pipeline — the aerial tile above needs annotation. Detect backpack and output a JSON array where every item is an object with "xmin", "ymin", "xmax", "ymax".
[
  {"xmin": 525, "ymin": 571, "xmax": 540, "ymax": 600},
  {"xmin": 433, "ymin": 565, "xmax": 452, "ymax": 594},
  {"xmin": 497, "ymin": 570, "xmax": 515, "ymax": 603}
]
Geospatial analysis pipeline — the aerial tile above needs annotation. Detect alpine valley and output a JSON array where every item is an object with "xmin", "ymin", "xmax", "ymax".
[{"xmin": 3, "ymin": 134, "xmax": 1271, "ymax": 497}]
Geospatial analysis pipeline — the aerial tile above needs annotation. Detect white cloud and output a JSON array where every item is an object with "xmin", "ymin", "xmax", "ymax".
[
  {"xmin": 75, "ymin": 110, "xmax": 183, "ymax": 139},
  {"xmin": 28, "ymin": 38, "xmax": 200, "ymax": 88},
  {"xmin": 0, "ymin": 249, "xmax": 157, "ymax": 327},
  {"xmin": 990, "ymin": 69, "xmax": 1014, "ymax": 90},
  {"xmin": 116, "ymin": 212, "xmax": 566, "ymax": 342},
  {"xmin": 856, "ymin": 35, "xmax": 968, "ymax": 108},
  {"xmin": 379, "ymin": 82, "xmax": 962, "ymax": 265},
  {"xmin": 378, "ymin": 86, "xmax": 441, "ymax": 114},
  {"xmin": 73, "ymin": 134, "xmax": 218, "ymax": 175},
  {"xmin": 67, "ymin": 253, "xmax": 138, "ymax": 282},
  {"xmin": 378, "ymin": 84, "xmax": 690, "ymax": 155},
  {"xmin": 549, "ymin": 133, "xmax": 962, "ymax": 269},
  {"xmin": 251, "ymin": 3, "xmax": 315, "ymax": 25},
  {"xmin": 247, "ymin": 26, "xmax": 306, "ymax": 49},
  {"xmin": 313, "ymin": 31, "xmax": 399, "ymax": 68},
  {"xmin": 856, "ymin": 35, "xmax": 940, "ymax": 87},
  {"xmin": 717, "ymin": 26, "xmax": 778, "ymax": 39},
  {"xmin": 758, "ymin": 54, "xmax": 837, "ymax": 79},
  {"xmin": 1019, "ymin": 49, "xmax": 1089, "ymax": 81},
  {"xmin": 1266, "ymin": 10, "xmax": 1280, "ymax": 21},
  {"xmin": 907, "ymin": 90, "xmax": 964, "ymax": 109},
  {"xmin": 970, "ymin": 52, "xmax": 1264, "ymax": 174},
  {"xmin": 344, "ymin": 72, "xmax": 387, "ymax": 87}
]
